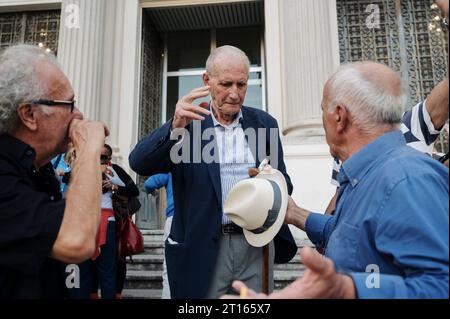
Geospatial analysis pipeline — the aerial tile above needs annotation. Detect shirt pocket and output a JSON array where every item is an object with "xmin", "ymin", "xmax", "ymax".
[{"xmin": 326, "ymin": 222, "xmax": 360, "ymax": 272}]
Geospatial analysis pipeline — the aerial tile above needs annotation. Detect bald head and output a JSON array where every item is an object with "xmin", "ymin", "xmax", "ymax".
[
  {"xmin": 352, "ymin": 61, "xmax": 403, "ymax": 97},
  {"xmin": 206, "ymin": 45, "xmax": 250, "ymax": 77},
  {"xmin": 325, "ymin": 61, "xmax": 407, "ymax": 134}
]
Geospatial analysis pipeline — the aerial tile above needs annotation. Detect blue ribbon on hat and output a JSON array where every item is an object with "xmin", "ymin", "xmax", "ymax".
[{"xmin": 249, "ymin": 180, "xmax": 282, "ymax": 234}]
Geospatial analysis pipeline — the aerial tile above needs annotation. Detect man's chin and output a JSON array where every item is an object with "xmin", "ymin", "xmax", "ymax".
[{"xmin": 222, "ymin": 104, "xmax": 242, "ymax": 113}]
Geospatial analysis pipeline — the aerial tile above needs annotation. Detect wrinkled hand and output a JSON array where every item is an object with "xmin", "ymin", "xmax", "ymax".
[
  {"xmin": 171, "ymin": 86, "xmax": 211, "ymax": 130},
  {"xmin": 221, "ymin": 247, "xmax": 356, "ymax": 299},
  {"xmin": 436, "ymin": 0, "xmax": 449, "ymax": 18},
  {"xmin": 69, "ymin": 119, "xmax": 109, "ymax": 153}
]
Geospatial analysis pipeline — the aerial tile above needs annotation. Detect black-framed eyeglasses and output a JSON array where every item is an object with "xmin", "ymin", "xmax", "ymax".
[{"xmin": 30, "ymin": 99, "xmax": 76, "ymax": 113}]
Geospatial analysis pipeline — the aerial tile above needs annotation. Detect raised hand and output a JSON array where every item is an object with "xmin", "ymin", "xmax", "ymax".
[
  {"xmin": 172, "ymin": 86, "xmax": 211, "ymax": 130},
  {"xmin": 69, "ymin": 119, "xmax": 109, "ymax": 153}
]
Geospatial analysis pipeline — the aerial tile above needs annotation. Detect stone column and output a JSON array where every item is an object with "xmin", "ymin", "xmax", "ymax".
[
  {"xmin": 279, "ymin": 0, "xmax": 340, "ymax": 139},
  {"xmin": 57, "ymin": 0, "xmax": 107, "ymax": 121}
]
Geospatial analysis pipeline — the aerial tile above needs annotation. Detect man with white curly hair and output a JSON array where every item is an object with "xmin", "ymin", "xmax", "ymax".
[{"xmin": 0, "ymin": 44, "xmax": 109, "ymax": 298}]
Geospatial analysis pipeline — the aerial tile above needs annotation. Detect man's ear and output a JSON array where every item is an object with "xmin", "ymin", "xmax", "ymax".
[
  {"xmin": 16, "ymin": 103, "xmax": 38, "ymax": 131},
  {"xmin": 335, "ymin": 105, "xmax": 348, "ymax": 134},
  {"xmin": 202, "ymin": 72, "xmax": 210, "ymax": 86}
]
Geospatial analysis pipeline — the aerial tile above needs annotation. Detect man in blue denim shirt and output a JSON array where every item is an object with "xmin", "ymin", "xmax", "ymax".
[{"xmin": 223, "ymin": 61, "xmax": 448, "ymax": 299}]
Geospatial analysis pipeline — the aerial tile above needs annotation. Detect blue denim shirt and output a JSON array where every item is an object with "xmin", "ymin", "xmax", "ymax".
[{"xmin": 306, "ymin": 131, "xmax": 449, "ymax": 298}]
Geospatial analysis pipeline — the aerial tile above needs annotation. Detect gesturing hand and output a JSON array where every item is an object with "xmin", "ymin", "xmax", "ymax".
[
  {"xmin": 172, "ymin": 86, "xmax": 211, "ymax": 130},
  {"xmin": 221, "ymin": 247, "xmax": 356, "ymax": 299}
]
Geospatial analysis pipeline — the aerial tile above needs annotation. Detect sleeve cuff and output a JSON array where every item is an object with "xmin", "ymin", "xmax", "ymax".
[
  {"xmin": 170, "ymin": 127, "xmax": 187, "ymax": 145},
  {"xmin": 305, "ymin": 213, "xmax": 333, "ymax": 247},
  {"xmin": 350, "ymin": 272, "xmax": 408, "ymax": 299}
]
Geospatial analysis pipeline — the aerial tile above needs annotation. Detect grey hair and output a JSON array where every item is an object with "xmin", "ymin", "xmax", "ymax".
[
  {"xmin": 0, "ymin": 44, "xmax": 60, "ymax": 134},
  {"xmin": 327, "ymin": 63, "xmax": 407, "ymax": 134},
  {"xmin": 205, "ymin": 45, "xmax": 250, "ymax": 76}
]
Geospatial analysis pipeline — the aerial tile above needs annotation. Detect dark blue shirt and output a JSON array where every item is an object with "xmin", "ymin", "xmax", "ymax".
[{"xmin": 306, "ymin": 131, "xmax": 449, "ymax": 298}]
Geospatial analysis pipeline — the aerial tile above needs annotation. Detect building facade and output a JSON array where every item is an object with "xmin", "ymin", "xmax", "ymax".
[{"xmin": 1, "ymin": 0, "xmax": 448, "ymax": 239}]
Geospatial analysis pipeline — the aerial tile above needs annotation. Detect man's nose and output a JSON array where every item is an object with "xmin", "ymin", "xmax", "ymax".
[{"xmin": 228, "ymin": 87, "xmax": 239, "ymax": 99}]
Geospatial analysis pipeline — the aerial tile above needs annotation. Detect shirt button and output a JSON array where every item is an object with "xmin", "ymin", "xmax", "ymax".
[
  {"xmin": 26, "ymin": 150, "xmax": 33, "ymax": 156},
  {"xmin": 352, "ymin": 178, "xmax": 358, "ymax": 185},
  {"xmin": 50, "ymin": 196, "xmax": 55, "ymax": 201}
]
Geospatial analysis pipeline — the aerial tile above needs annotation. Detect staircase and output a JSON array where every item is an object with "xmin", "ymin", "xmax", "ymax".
[{"xmin": 122, "ymin": 230, "xmax": 312, "ymax": 299}]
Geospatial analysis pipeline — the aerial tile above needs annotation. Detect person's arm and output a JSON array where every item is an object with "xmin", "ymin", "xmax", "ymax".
[
  {"xmin": 436, "ymin": 0, "xmax": 448, "ymax": 20},
  {"xmin": 425, "ymin": 78, "xmax": 449, "ymax": 130},
  {"xmin": 129, "ymin": 121, "xmax": 177, "ymax": 176},
  {"xmin": 285, "ymin": 196, "xmax": 336, "ymax": 249},
  {"xmin": 51, "ymin": 119, "xmax": 108, "ymax": 264},
  {"xmin": 144, "ymin": 174, "xmax": 169, "ymax": 193},
  {"xmin": 112, "ymin": 164, "xmax": 139, "ymax": 197}
]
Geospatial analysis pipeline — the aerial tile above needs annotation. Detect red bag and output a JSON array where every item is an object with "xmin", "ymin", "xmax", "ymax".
[{"xmin": 117, "ymin": 215, "xmax": 144, "ymax": 261}]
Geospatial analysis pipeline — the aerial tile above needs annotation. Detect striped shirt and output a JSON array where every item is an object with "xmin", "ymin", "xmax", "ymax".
[
  {"xmin": 211, "ymin": 109, "xmax": 256, "ymax": 224},
  {"xmin": 331, "ymin": 101, "xmax": 442, "ymax": 186}
]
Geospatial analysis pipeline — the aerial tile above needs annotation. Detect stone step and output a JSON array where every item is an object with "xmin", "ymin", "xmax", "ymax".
[
  {"xmin": 125, "ymin": 270, "xmax": 162, "ymax": 290},
  {"xmin": 143, "ymin": 235, "xmax": 165, "ymax": 242},
  {"xmin": 122, "ymin": 288, "xmax": 162, "ymax": 299},
  {"xmin": 127, "ymin": 255, "xmax": 164, "ymax": 271},
  {"xmin": 141, "ymin": 230, "xmax": 164, "ymax": 235},
  {"xmin": 141, "ymin": 230, "xmax": 164, "ymax": 242},
  {"xmin": 143, "ymin": 242, "xmax": 165, "ymax": 255},
  {"xmin": 273, "ymin": 270, "xmax": 305, "ymax": 290}
]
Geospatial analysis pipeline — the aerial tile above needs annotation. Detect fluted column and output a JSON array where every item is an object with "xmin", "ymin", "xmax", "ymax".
[
  {"xmin": 57, "ymin": 0, "xmax": 107, "ymax": 121},
  {"xmin": 279, "ymin": 0, "xmax": 340, "ymax": 138}
]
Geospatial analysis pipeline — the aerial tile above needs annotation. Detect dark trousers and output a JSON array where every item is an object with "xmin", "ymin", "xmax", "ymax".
[{"xmin": 92, "ymin": 258, "xmax": 126, "ymax": 295}]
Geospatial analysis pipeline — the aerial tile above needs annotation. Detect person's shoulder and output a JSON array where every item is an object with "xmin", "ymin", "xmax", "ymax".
[
  {"xmin": 381, "ymin": 146, "xmax": 447, "ymax": 184},
  {"xmin": 242, "ymin": 106, "xmax": 278, "ymax": 125},
  {"xmin": 0, "ymin": 154, "xmax": 19, "ymax": 175}
]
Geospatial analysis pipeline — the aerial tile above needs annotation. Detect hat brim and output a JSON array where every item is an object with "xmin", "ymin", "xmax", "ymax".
[{"xmin": 242, "ymin": 168, "xmax": 288, "ymax": 247}]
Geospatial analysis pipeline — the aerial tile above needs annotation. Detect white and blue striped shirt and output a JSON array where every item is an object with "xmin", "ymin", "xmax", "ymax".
[
  {"xmin": 331, "ymin": 101, "xmax": 443, "ymax": 186},
  {"xmin": 210, "ymin": 109, "xmax": 256, "ymax": 224}
]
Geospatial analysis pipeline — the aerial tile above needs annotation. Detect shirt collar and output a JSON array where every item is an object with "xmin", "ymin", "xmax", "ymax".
[
  {"xmin": 340, "ymin": 130, "xmax": 406, "ymax": 187},
  {"xmin": 210, "ymin": 104, "xmax": 243, "ymax": 129},
  {"xmin": 0, "ymin": 134, "xmax": 36, "ymax": 171}
]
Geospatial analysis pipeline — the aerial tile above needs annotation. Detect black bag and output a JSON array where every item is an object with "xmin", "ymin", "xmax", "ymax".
[
  {"xmin": 128, "ymin": 196, "xmax": 141, "ymax": 215},
  {"xmin": 112, "ymin": 193, "xmax": 141, "ymax": 219}
]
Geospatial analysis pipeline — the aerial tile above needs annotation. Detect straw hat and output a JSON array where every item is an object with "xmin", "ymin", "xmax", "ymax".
[{"xmin": 223, "ymin": 166, "xmax": 288, "ymax": 247}]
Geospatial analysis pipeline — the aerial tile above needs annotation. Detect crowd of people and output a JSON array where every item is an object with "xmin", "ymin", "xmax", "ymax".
[{"xmin": 0, "ymin": 0, "xmax": 448, "ymax": 300}]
